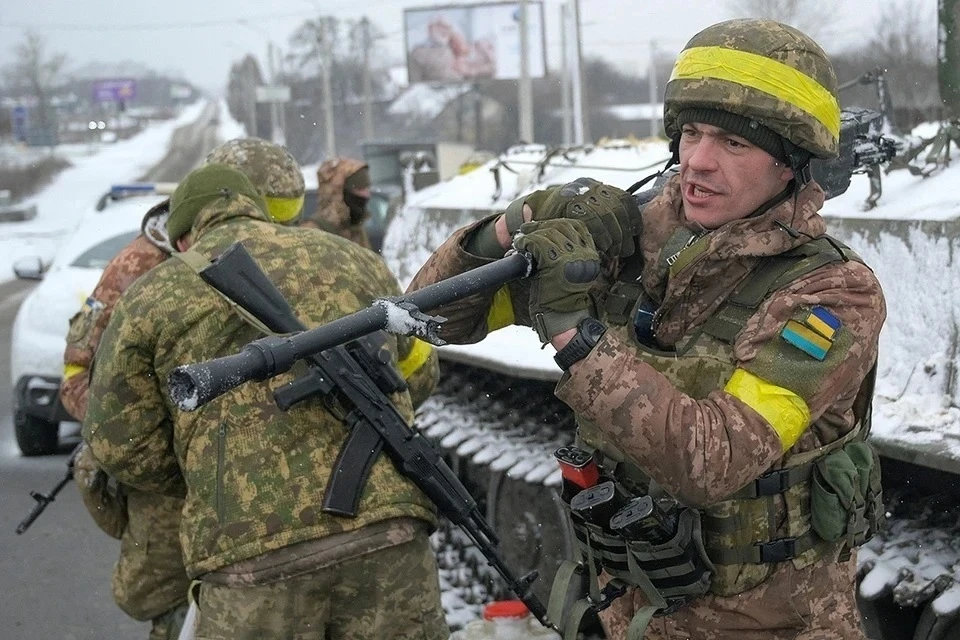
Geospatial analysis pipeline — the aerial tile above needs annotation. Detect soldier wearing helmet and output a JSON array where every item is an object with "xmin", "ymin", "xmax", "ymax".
[
  {"xmin": 83, "ymin": 163, "xmax": 446, "ymax": 640},
  {"xmin": 63, "ymin": 136, "xmax": 306, "ymax": 640},
  {"xmin": 407, "ymin": 19, "xmax": 884, "ymax": 640}
]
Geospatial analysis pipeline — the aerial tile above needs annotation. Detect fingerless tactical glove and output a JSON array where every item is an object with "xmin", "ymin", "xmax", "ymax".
[
  {"xmin": 512, "ymin": 218, "xmax": 601, "ymax": 343},
  {"xmin": 504, "ymin": 177, "xmax": 641, "ymax": 259}
]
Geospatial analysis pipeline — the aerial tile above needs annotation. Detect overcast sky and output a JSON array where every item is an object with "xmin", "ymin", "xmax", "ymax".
[{"xmin": 0, "ymin": 0, "xmax": 936, "ymax": 95}]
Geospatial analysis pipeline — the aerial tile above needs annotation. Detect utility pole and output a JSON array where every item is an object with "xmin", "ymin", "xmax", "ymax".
[
  {"xmin": 268, "ymin": 42, "xmax": 284, "ymax": 145},
  {"xmin": 560, "ymin": 2, "xmax": 572, "ymax": 145},
  {"xmin": 320, "ymin": 17, "xmax": 337, "ymax": 157},
  {"xmin": 517, "ymin": 0, "xmax": 534, "ymax": 143},
  {"xmin": 648, "ymin": 40, "xmax": 658, "ymax": 138},
  {"xmin": 570, "ymin": 0, "xmax": 589, "ymax": 144},
  {"xmin": 361, "ymin": 16, "xmax": 374, "ymax": 141}
]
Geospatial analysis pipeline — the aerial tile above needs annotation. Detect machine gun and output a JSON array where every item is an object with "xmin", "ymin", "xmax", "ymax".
[
  {"xmin": 810, "ymin": 108, "xmax": 900, "ymax": 208},
  {"xmin": 16, "ymin": 444, "xmax": 81, "ymax": 534},
  {"xmin": 167, "ymin": 244, "xmax": 556, "ymax": 628}
]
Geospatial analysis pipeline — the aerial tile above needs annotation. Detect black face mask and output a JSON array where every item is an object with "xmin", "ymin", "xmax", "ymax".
[{"xmin": 343, "ymin": 190, "xmax": 369, "ymax": 224}]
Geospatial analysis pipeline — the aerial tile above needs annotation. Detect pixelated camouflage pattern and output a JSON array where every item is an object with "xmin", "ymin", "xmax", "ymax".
[
  {"xmin": 407, "ymin": 173, "xmax": 883, "ymax": 638},
  {"xmin": 61, "ymin": 201, "xmax": 189, "ymax": 626},
  {"xmin": 193, "ymin": 533, "xmax": 448, "ymax": 640},
  {"xmin": 73, "ymin": 442, "xmax": 127, "ymax": 539},
  {"xmin": 62, "ymin": 234, "xmax": 167, "ymax": 421},
  {"xmin": 299, "ymin": 157, "xmax": 372, "ymax": 249},
  {"xmin": 598, "ymin": 552, "xmax": 864, "ymax": 639},
  {"xmin": 663, "ymin": 19, "xmax": 840, "ymax": 158},
  {"xmin": 113, "ymin": 490, "xmax": 191, "ymax": 621},
  {"xmin": 204, "ymin": 138, "xmax": 305, "ymax": 199},
  {"xmin": 83, "ymin": 194, "xmax": 437, "ymax": 578}
]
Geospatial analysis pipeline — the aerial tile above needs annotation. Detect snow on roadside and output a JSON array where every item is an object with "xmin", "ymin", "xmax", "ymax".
[{"xmin": 0, "ymin": 100, "xmax": 208, "ymax": 285}]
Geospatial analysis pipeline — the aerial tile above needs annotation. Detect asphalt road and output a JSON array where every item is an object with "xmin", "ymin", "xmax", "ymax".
[
  {"xmin": 0, "ymin": 279, "xmax": 147, "ymax": 639},
  {"xmin": 0, "ymin": 104, "xmax": 222, "ymax": 639}
]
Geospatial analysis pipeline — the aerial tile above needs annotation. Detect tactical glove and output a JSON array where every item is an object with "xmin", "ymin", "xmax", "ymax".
[
  {"xmin": 512, "ymin": 219, "xmax": 601, "ymax": 343},
  {"xmin": 504, "ymin": 177, "xmax": 640, "ymax": 259}
]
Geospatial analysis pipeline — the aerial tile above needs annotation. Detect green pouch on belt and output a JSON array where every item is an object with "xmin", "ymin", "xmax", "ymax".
[{"xmin": 811, "ymin": 443, "xmax": 883, "ymax": 544}]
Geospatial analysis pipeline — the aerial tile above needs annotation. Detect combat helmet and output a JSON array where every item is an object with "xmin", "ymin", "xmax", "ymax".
[
  {"xmin": 663, "ymin": 19, "xmax": 840, "ymax": 166},
  {"xmin": 205, "ymin": 137, "xmax": 305, "ymax": 223}
]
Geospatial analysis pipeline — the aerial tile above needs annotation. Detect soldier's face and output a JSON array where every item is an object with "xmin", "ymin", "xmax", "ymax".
[{"xmin": 678, "ymin": 122, "xmax": 793, "ymax": 229}]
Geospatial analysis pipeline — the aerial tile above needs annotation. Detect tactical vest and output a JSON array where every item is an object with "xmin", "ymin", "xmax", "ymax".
[{"xmin": 548, "ymin": 231, "xmax": 881, "ymax": 639}]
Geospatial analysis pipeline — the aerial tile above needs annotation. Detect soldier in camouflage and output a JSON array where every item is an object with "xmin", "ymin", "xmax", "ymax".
[
  {"xmin": 407, "ymin": 19, "xmax": 883, "ymax": 640},
  {"xmin": 63, "ymin": 137, "xmax": 308, "ymax": 640},
  {"xmin": 299, "ymin": 157, "xmax": 374, "ymax": 249},
  {"xmin": 82, "ymin": 163, "xmax": 447, "ymax": 640}
]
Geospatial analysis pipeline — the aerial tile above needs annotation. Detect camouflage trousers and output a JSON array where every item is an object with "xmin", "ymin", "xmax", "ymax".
[
  {"xmin": 193, "ymin": 535, "xmax": 449, "ymax": 640},
  {"xmin": 149, "ymin": 603, "xmax": 189, "ymax": 640},
  {"xmin": 597, "ymin": 553, "xmax": 866, "ymax": 639}
]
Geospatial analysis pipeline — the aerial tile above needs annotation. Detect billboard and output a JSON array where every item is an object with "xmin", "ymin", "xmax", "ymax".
[
  {"xmin": 93, "ymin": 78, "xmax": 137, "ymax": 103},
  {"xmin": 404, "ymin": 2, "xmax": 546, "ymax": 84}
]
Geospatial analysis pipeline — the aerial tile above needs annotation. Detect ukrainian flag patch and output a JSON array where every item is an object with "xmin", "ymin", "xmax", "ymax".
[
  {"xmin": 806, "ymin": 306, "xmax": 841, "ymax": 340},
  {"xmin": 781, "ymin": 319, "xmax": 833, "ymax": 361}
]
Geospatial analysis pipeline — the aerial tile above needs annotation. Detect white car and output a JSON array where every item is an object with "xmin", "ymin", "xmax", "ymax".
[{"xmin": 10, "ymin": 185, "xmax": 171, "ymax": 456}]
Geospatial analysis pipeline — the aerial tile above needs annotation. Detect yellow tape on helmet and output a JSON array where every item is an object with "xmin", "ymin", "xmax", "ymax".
[
  {"xmin": 264, "ymin": 195, "xmax": 305, "ymax": 223},
  {"xmin": 671, "ymin": 46, "xmax": 840, "ymax": 140}
]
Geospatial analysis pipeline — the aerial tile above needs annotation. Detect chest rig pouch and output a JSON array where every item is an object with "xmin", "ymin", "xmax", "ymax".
[{"xmin": 550, "ymin": 234, "xmax": 882, "ymax": 640}]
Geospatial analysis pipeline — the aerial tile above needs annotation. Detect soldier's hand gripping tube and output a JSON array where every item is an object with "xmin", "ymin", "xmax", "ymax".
[
  {"xmin": 168, "ymin": 248, "xmax": 532, "ymax": 411},
  {"xmin": 167, "ymin": 243, "xmax": 557, "ymax": 631}
]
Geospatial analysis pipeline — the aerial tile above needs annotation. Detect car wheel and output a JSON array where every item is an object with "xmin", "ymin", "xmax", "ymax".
[{"xmin": 14, "ymin": 412, "xmax": 59, "ymax": 456}]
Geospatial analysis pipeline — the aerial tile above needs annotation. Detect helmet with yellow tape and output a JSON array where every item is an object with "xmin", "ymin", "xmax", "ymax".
[
  {"xmin": 205, "ymin": 137, "xmax": 306, "ymax": 223},
  {"xmin": 663, "ymin": 19, "xmax": 840, "ymax": 164}
]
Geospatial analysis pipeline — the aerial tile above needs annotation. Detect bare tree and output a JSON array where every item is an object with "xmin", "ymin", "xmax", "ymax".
[
  {"xmin": 867, "ymin": 0, "xmax": 939, "ymax": 118},
  {"xmin": 725, "ymin": 0, "xmax": 836, "ymax": 45},
  {"xmin": 3, "ymin": 31, "xmax": 68, "ymax": 129}
]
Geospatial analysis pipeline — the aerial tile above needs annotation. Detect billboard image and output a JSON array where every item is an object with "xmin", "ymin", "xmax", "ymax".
[{"xmin": 405, "ymin": 2, "xmax": 545, "ymax": 84}]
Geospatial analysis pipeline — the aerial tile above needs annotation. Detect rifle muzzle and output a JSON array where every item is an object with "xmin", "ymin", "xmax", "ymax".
[{"xmin": 169, "ymin": 336, "xmax": 298, "ymax": 411}]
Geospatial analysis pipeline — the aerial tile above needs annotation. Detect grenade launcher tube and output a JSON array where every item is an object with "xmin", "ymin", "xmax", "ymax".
[{"xmin": 168, "ymin": 250, "xmax": 531, "ymax": 410}]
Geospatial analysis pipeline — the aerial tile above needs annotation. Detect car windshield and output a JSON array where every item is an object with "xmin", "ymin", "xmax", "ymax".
[{"xmin": 69, "ymin": 231, "xmax": 140, "ymax": 269}]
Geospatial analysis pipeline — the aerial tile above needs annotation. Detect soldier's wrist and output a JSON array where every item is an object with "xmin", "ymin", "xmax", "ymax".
[{"xmin": 464, "ymin": 220, "xmax": 507, "ymax": 258}]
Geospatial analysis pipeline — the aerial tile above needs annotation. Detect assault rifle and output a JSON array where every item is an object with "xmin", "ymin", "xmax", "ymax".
[
  {"xmin": 166, "ymin": 244, "xmax": 555, "ymax": 628},
  {"xmin": 16, "ymin": 444, "xmax": 81, "ymax": 534}
]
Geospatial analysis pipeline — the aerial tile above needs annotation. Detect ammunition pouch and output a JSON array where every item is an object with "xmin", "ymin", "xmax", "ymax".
[
  {"xmin": 549, "ymin": 493, "xmax": 713, "ymax": 640},
  {"xmin": 810, "ymin": 441, "xmax": 885, "ymax": 548}
]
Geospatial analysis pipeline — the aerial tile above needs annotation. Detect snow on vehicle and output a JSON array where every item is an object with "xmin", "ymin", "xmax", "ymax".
[{"xmin": 383, "ymin": 132, "xmax": 960, "ymax": 638}]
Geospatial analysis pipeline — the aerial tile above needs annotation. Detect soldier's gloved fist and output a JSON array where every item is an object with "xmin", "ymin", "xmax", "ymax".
[
  {"xmin": 512, "ymin": 219, "xmax": 601, "ymax": 343},
  {"xmin": 505, "ymin": 178, "xmax": 640, "ymax": 259}
]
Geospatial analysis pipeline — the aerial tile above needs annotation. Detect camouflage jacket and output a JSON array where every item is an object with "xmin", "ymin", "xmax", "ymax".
[
  {"xmin": 299, "ymin": 157, "xmax": 371, "ymax": 249},
  {"xmin": 63, "ymin": 199, "xmax": 189, "ymax": 620},
  {"xmin": 407, "ymin": 175, "xmax": 885, "ymax": 507},
  {"xmin": 83, "ymin": 195, "xmax": 437, "ymax": 577}
]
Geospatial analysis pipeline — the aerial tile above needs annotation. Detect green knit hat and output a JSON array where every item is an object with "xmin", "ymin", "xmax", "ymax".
[{"xmin": 167, "ymin": 164, "xmax": 267, "ymax": 243}]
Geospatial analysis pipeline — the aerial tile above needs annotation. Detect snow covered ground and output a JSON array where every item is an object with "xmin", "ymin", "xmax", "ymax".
[{"xmin": 0, "ymin": 99, "xmax": 237, "ymax": 284}]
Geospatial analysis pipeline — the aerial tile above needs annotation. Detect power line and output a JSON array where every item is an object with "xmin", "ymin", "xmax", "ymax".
[{"xmin": 0, "ymin": 12, "xmax": 316, "ymax": 32}]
